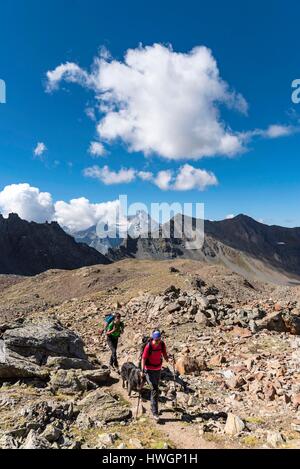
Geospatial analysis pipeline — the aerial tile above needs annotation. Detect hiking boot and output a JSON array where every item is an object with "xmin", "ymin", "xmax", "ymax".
[{"xmin": 153, "ymin": 414, "xmax": 160, "ymax": 422}]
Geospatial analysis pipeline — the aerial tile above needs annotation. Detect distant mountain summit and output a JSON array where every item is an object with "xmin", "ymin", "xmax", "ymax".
[
  {"xmin": 0, "ymin": 213, "xmax": 110, "ymax": 275},
  {"xmin": 72, "ymin": 210, "xmax": 159, "ymax": 255}
]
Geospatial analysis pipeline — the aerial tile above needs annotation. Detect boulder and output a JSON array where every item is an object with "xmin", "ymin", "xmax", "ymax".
[
  {"xmin": 194, "ymin": 312, "xmax": 209, "ymax": 326},
  {"xmin": 21, "ymin": 430, "xmax": 52, "ymax": 449},
  {"xmin": 224, "ymin": 413, "xmax": 245, "ymax": 436},
  {"xmin": 81, "ymin": 368, "xmax": 110, "ymax": 385},
  {"xmin": 2, "ymin": 319, "xmax": 86, "ymax": 361},
  {"xmin": 76, "ymin": 389, "xmax": 132, "ymax": 425},
  {"xmin": 282, "ymin": 313, "xmax": 300, "ymax": 335},
  {"xmin": 129, "ymin": 438, "xmax": 143, "ymax": 449},
  {"xmin": 41, "ymin": 424, "xmax": 62, "ymax": 443},
  {"xmin": 98, "ymin": 433, "xmax": 119, "ymax": 447},
  {"xmin": 258, "ymin": 311, "xmax": 300, "ymax": 335},
  {"xmin": 0, "ymin": 318, "xmax": 91, "ymax": 380},
  {"xmin": 0, "ymin": 434, "xmax": 19, "ymax": 449},
  {"xmin": 267, "ymin": 431, "xmax": 284, "ymax": 448},
  {"xmin": 46, "ymin": 356, "xmax": 93, "ymax": 370},
  {"xmin": 49, "ymin": 369, "xmax": 97, "ymax": 394},
  {"xmin": 175, "ymin": 354, "xmax": 208, "ymax": 375}
]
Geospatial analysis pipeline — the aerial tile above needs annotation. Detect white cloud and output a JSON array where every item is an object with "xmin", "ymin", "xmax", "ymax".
[
  {"xmin": 242, "ymin": 124, "xmax": 299, "ymax": 141},
  {"xmin": 138, "ymin": 171, "xmax": 153, "ymax": 181},
  {"xmin": 54, "ymin": 197, "xmax": 122, "ymax": 232},
  {"xmin": 225, "ymin": 214, "xmax": 235, "ymax": 219},
  {"xmin": 88, "ymin": 141, "xmax": 106, "ymax": 157},
  {"xmin": 0, "ymin": 183, "xmax": 124, "ymax": 232},
  {"xmin": 0, "ymin": 183, "xmax": 54, "ymax": 222},
  {"xmin": 85, "ymin": 107, "xmax": 96, "ymax": 121},
  {"xmin": 46, "ymin": 62, "xmax": 92, "ymax": 92},
  {"xmin": 84, "ymin": 163, "xmax": 217, "ymax": 191},
  {"xmin": 46, "ymin": 43, "xmax": 249, "ymax": 160},
  {"xmin": 173, "ymin": 164, "xmax": 218, "ymax": 191},
  {"xmin": 154, "ymin": 170, "xmax": 173, "ymax": 190},
  {"xmin": 33, "ymin": 142, "xmax": 47, "ymax": 159},
  {"xmin": 83, "ymin": 165, "xmax": 136, "ymax": 184},
  {"xmin": 154, "ymin": 164, "xmax": 218, "ymax": 191},
  {"xmin": 263, "ymin": 124, "xmax": 296, "ymax": 139}
]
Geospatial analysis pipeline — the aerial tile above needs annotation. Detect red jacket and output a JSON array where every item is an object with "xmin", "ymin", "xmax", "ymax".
[{"xmin": 142, "ymin": 340, "xmax": 168, "ymax": 371}]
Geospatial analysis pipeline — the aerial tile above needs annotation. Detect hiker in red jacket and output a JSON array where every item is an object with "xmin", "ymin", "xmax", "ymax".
[{"xmin": 141, "ymin": 331, "xmax": 169, "ymax": 420}]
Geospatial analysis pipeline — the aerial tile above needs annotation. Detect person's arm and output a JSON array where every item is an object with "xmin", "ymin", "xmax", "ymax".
[
  {"xmin": 106, "ymin": 323, "xmax": 116, "ymax": 336},
  {"xmin": 99, "ymin": 321, "xmax": 106, "ymax": 335}
]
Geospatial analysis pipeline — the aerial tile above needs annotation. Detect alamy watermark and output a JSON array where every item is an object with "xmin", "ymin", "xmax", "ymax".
[
  {"xmin": 0, "ymin": 79, "xmax": 6, "ymax": 104},
  {"xmin": 95, "ymin": 195, "xmax": 205, "ymax": 250},
  {"xmin": 291, "ymin": 79, "xmax": 300, "ymax": 104}
]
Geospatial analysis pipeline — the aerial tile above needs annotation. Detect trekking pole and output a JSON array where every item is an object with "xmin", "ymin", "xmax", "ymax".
[
  {"xmin": 171, "ymin": 354, "xmax": 177, "ymax": 408},
  {"xmin": 135, "ymin": 369, "xmax": 144, "ymax": 419},
  {"xmin": 136, "ymin": 389, "xmax": 141, "ymax": 419}
]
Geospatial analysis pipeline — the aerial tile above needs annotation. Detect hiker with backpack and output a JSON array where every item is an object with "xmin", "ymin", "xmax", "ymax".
[
  {"xmin": 100, "ymin": 312, "xmax": 124, "ymax": 372},
  {"xmin": 141, "ymin": 330, "xmax": 169, "ymax": 421}
]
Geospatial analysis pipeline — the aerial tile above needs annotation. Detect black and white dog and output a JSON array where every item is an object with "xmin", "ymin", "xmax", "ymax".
[{"xmin": 121, "ymin": 362, "xmax": 145, "ymax": 397}]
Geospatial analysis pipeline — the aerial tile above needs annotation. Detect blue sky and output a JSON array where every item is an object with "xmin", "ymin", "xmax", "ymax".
[{"xmin": 0, "ymin": 0, "xmax": 300, "ymax": 229}]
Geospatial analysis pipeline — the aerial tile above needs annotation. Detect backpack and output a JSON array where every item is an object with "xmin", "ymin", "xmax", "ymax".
[
  {"xmin": 104, "ymin": 314, "xmax": 115, "ymax": 330},
  {"xmin": 140, "ymin": 336, "xmax": 166, "ymax": 367}
]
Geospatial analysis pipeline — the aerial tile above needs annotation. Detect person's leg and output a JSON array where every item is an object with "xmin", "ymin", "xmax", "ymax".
[
  {"xmin": 112, "ymin": 336, "xmax": 119, "ymax": 367},
  {"xmin": 106, "ymin": 336, "xmax": 115, "ymax": 366},
  {"xmin": 146, "ymin": 370, "xmax": 161, "ymax": 416}
]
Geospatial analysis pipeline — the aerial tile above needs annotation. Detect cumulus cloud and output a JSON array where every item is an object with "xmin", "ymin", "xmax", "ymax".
[
  {"xmin": 84, "ymin": 163, "xmax": 217, "ymax": 191},
  {"xmin": 263, "ymin": 124, "xmax": 297, "ymax": 138},
  {"xmin": 242, "ymin": 124, "xmax": 300, "ymax": 141},
  {"xmin": 0, "ymin": 183, "xmax": 54, "ymax": 222},
  {"xmin": 33, "ymin": 142, "xmax": 47, "ymax": 159},
  {"xmin": 225, "ymin": 214, "xmax": 235, "ymax": 219},
  {"xmin": 54, "ymin": 197, "xmax": 122, "ymax": 232},
  {"xmin": 46, "ymin": 62, "xmax": 92, "ymax": 92},
  {"xmin": 83, "ymin": 165, "xmax": 136, "ymax": 184},
  {"xmin": 154, "ymin": 164, "xmax": 218, "ymax": 191},
  {"xmin": 154, "ymin": 170, "xmax": 173, "ymax": 190},
  {"xmin": 88, "ymin": 141, "xmax": 106, "ymax": 157},
  {"xmin": 0, "ymin": 183, "xmax": 124, "ymax": 232},
  {"xmin": 46, "ymin": 43, "xmax": 250, "ymax": 160},
  {"xmin": 137, "ymin": 171, "xmax": 154, "ymax": 181},
  {"xmin": 173, "ymin": 164, "xmax": 218, "ymax": 191}
]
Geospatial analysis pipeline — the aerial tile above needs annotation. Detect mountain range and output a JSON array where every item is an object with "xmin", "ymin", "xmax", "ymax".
[
  {"xmin": 106, "ymin": 213, "xmax": 300, "ymax": 284},
  {"xmin": 1, "ymin": 211, "xmax": 300, "ymax": 284},
  {"xmin": 0, "ymin": 213, "xmax": 109, "ymax": 276}
]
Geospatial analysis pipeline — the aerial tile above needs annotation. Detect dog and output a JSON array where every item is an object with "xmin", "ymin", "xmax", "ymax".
[{"xmin": 121, "ymin": 362, "xmax": 145, "ymax": 397}]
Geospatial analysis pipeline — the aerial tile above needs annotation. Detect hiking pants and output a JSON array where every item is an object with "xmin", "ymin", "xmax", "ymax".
[
  {"xmin": 107, "ymin": 335, "xmax": 119, "ymax": 367},
  {"xmin": 145, "ymin": 369, "xmax": 161, "ymax": 416}
]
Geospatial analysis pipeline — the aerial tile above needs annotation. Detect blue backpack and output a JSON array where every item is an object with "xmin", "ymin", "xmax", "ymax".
[{"xmin": 104, "ymin": 314, "xmax": 115, "ymax": 330}]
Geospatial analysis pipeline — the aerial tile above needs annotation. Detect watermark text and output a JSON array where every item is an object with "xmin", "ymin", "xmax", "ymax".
[{"xmin": 0, "ymin": 79, "xmax": 6, "ymax": 104}]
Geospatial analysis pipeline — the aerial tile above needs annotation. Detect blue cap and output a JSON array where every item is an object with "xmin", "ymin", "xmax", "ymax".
[{"xmin": 152, "ymin": 331, "xmax": 161, "ymax": 339}]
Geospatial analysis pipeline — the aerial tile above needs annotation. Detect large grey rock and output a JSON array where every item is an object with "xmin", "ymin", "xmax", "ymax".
[
  {"xmin": 46, "ymin": 356, "xmax": 93, "ymax": 370},
  {"xmin": 82, "ymin": 368, "xmax": 110, "ymax": 384},
  {"xmin": 0, "ymin": 319, "xmax": 90, "ymax": 379},
  {"xmin": 0, "ymin": 341, "xmax": 49, "ymax": 379},
  {"xmin": 41, "ymin": 424, "xmax": 62, "ymax": 443},
  {"xmin": 76, "ymin": 389, "xmax": 132, "ymax": 425},
  {"xmin": 21, "ymin": 430, "xmax": 52, "ymax": 449},
  {"xmin": 3, "ymin": 319, "xmax": 87, "ymax": 362},
  {"xmin": 224, "ymin": 413, "xmax": 245, "ymax": 436},
  {"xmin": 49, "ymin": 369, "xmax": 97, "ymax": 394},
  {"xmin": 0, "ymin": 433, "xmax": 19, "ymax": 449}
]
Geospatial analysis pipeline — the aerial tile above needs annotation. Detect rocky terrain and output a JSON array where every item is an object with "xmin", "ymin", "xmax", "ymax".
[
  {"xmin": 1, "ymin": 259, "xmax": 300, "ymax": 449},
  {"xmin": 0, "ymin": 213, "xmax": 109, "ymax": 275}
]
